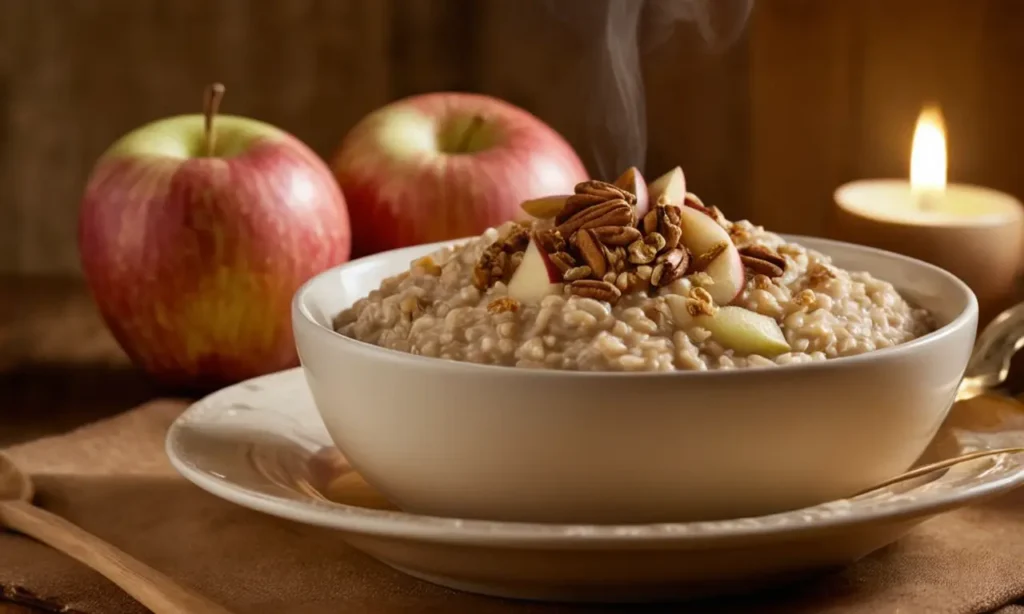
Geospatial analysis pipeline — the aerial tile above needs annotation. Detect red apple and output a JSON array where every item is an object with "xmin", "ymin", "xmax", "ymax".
[
  {"xmin": 331, "ymin": 92, "xmax": 588, "ymax": 256},
  {"xmin": 78, "ymin": 84, "xmax": 350, "ymax": 389}
]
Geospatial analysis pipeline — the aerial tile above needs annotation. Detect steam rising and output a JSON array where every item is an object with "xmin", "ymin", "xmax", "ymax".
[{"xmin": 547, "ymin": 0, "xmax": 754, "ymax": 179}]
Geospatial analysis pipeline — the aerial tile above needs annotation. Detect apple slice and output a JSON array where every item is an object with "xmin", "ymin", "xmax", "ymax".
[
  {"xmin": 647, "ymin": 166, "xmax": 685, "ymax": 208},
  {"xmin": 520, "ymin": 195, "xmax": 570, "ymax": 220},
  {"xmin": 677, "ymin": 205, "xmax": 745, "ymax": 304},
  {"xmin": 507, "ymin": 238, "xmax": 563, "ymax": 303},
  {"xmin": 613, "ymin": 167, "xmax": 650, "ymax": 218},
  {"xmin": 694, "ymin": 306, "xmax": 791, "ymax": 357}
]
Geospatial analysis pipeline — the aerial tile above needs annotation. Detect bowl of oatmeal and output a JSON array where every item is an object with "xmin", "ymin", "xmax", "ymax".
[{"xmin": 292, "ymin": 170, "xmax": 978, "ymax": 524}]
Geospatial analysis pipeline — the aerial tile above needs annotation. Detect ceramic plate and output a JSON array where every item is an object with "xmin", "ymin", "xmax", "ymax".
[{"xmin": 166, "ymin": 368, "xmax": 1024, "ymax": 603}]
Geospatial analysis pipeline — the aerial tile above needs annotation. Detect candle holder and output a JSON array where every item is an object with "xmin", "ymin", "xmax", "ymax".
[{"xmin": 832, "ymin": 179, "xmax": 1024, "ymax": 325}]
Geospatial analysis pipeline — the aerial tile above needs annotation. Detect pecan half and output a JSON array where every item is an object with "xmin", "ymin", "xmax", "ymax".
[
  {"xmin": 575, "ymin": 180, "xmax": 635, "ymax": 205},
  {"xmin": 556, "ymin": 200, "xmax": 633, "ymax": 236},
  {"xmin": 651, "ymin": 247, "xmax": 688, "ymax": 287},
  {"xmin": 556, "ymin": 193, "xmax": 608, "ymax": 223},
  {"xmin": 575, "ymin": 229, "xmax": 607, "ymax": 278},
  {"xmin": 663, "ymin": 203, "xmax": 682, "ymax": 226},
  {"xmin": 569, "ymin": 279, "xmax": 622, "ymax": 302},
  {"xmin": 591, "ymin": 225, "xmax": 641, "ymax": 246},
  {"xmin": 739, "ymin": 245, "xmax": 786, "ymax": 270},
  {"xmin": 741, "ymin": 256, "xmax": 784, "ymax": 278}
]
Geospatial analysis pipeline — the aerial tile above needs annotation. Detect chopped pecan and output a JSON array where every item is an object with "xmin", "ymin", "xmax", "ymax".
[
  {"xmin": 575, "ymin": 180, "xmax": 635, "ymax": 205},
  {"xmin": 807, "ymin": 262, "xmax": 837, "ymax": 288},
  {"xmin": 472, "ymin": 242, "xmax": 504, "ymax": 289},
  {"xmin": 686, "ymin": 286, "xmax": 716, "ymax": 317},
  {"xmin": 536, "ymin": 228, "xmax": 566, "ymax": 253},
  {"xmin": 564, "ymin": 265, "xmax": 593, "ymax": 281},
  {"xmin": 591, "ymin": 225, "xmax": 641, "ymax": 246},
  {"xmin": 487, "ymin": 297, "xmax": 521, "ymax": 314},
  {"xmin": 663, "ymin": 203, "xmax": 682, "ymax": 226},
  {"xmin": 501, "ymin": 225, "xmax": 530, "ymax": 253},
  {"xmin": 635, "ymin": 265, "xmax": 653, "ymax": 281},
  {"xmin": 575, "ymin": 229, "xmax": 607, "ymax": 278},
  {"xmin": 413, "ymin": 255, "xmax": 442, "ymax": 276},
  {"xmin": 644, "ymin": 231, "xmax": 667, "ymax": 253},
  {"xmin": 627, "ymin": 238, "xmax": 658, "ymax": 264},
  {"xmin": 661, "ymin": 220, "xmax": 682, "ymax": 250},
  {"xmin": 753, "ymin": 274, "xmax": 774, "ymax": 290},
  {"xmin": 651, "ymin": 247, "xmax": 688, "ymax": 287},
  {"xmin": 556, "ymin": 200, "xmax": 633, "ymax": 236},
  {"xmin": 548, "ymin": 251, "xmax": 575, "ymax": 274},
  {"xmin": 569, "ymin": 279, "xmax": 622, "ymax": 302}
]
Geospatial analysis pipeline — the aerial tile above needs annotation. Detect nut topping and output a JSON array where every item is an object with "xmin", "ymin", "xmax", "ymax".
[
  {"xmin": 738, "ymin": 245, "xmax": 786, "ymax": 278},
  {"xmin": 536, "ymin": 228, "xmax": 567, "ymax": 253},
  {"xmin": 564, "ymin": 266, "xmax": 593, "ymax": 281},
  {"xmin": 651, "ymin": 247, "xmax": 689, "ymax": 287},
  {"xmin": 642, "ymin": 210, "xmax": 659, "ymax": 235},
  {"xmin": 591, "ymin": 225, "xmax": 641, "ymax": 246},
  {"xmin": 569, "ymin": 279, "xmax": 622, "ymax": 302},
  {"xmin": 575, "ymin": 229, "xmax": 608, "ymax": 278},
  {"xmin": 548, "ymin": 251, "xmax": 576, "ymax": 274},
  {"xmin": 487, "ymin": 297, "xmax": 521, "ymax": 314},
  {"xmin": 575, "ymin": 180, "xmax": 635, "ymax": 205},
  {"xmin": 556, "ymin": 199, "xmax": 634, "ymax": 236},
  {"xmin": 627, "ymin": 238, "xmax": 658, "ymax": 264},
  {"xmin": 556, "ymin": 193, "xmax": 608, "ymax": 223}
]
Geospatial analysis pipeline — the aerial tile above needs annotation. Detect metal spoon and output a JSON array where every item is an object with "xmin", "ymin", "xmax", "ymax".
[{"xmin": 0, "ymin": 453, "xmax": 234, "ymax": 614}]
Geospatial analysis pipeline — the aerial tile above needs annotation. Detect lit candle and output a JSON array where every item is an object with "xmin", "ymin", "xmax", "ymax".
[{"xmin": 833, "ymin": 105, "xmax": 1024, "ymax": 323}]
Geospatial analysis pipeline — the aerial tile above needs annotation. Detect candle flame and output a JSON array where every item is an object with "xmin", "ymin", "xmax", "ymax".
[{"xmin": 910, "ymin": 105, "xmax": 947, "ymax": 191}]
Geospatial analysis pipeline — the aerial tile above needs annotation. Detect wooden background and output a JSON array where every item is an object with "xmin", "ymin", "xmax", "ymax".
[{"xmin": 1, "ymin": 0, "xmax": 1022, "ymax": 275}]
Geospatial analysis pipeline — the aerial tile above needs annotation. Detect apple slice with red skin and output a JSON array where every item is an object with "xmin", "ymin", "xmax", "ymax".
[
  {"xmin": 507, "ymin": 238, "xmax": 563, "ymax": 303},
  {"xmin": 613, "ymin": 167, "xmax": 650, "ymax": 218},
  {"xmin": 677, "ymin": 205, "xmax": 745, "ymax": 304},
  {"xmin": 647, "ymin": 166, "xmax": 686, "ymax": 208}
]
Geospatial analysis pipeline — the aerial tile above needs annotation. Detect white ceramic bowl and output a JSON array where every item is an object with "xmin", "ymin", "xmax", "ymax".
[{"xmin": 292, "ymin": 236, "xmax": 978, "ymax": 524}]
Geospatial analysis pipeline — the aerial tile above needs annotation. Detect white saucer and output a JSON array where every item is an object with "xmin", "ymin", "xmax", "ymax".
[{"xmin": 166, "ymin": 368, "xmax": 1024, "ymax": 603}]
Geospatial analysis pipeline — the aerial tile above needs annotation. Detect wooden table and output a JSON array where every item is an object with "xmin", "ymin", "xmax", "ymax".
[
  {"xmin": 1, "ymin": 276, "xmax": 162, "ymax": 449},
  {"xmin": 1, "ymin": 276, "xmax": 162, "ymax": 612}
]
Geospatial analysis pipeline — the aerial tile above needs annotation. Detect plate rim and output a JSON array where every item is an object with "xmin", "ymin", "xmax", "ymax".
[{"xmin": 166, "ymin": 368, "xmax": 1024, "ymax": 548}]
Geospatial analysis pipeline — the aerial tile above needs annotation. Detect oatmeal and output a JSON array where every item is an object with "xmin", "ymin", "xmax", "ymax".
[{"xmin": 333, "ymin": 169, "xmax": 933, "ymax": 371}]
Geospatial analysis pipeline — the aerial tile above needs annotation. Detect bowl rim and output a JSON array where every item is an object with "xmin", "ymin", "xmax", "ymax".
[{"xmin": 292, "ymin": 234, "xmax": 979, "ymax": 379}]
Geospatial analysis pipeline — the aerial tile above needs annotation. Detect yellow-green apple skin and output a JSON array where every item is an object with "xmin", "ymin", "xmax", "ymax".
[
  {"xmin": 332, "ymin": 92, "xmax": 588, "ymax": 256},
  {"xmin": 79, "ymin": 114, "xmax": 350, "ymax": 389}
]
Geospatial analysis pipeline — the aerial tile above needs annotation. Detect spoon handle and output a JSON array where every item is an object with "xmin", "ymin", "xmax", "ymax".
[{"xmin": 0, "ymin": 500, "xmax": 234, "ymax": 614}]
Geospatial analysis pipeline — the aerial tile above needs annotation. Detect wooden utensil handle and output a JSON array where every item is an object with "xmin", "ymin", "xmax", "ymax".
[{"xmin": 0, "ymin": 500, "xmax": 234, "ymax": 614}]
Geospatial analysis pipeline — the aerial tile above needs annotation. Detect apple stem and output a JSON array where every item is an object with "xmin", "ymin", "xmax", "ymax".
[
  {"xmin": 203, "ymin": 83, "xmax": 226, "ymax": 157},
  {"xmin": 455, "ymin": 115, "xmax": 485, "ymax": 153}
]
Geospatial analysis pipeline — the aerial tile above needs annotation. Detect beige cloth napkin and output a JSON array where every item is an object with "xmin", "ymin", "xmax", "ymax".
[{"xmin": 1, "ymin": 400, "xmax": 1024, "ymax": 614}]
